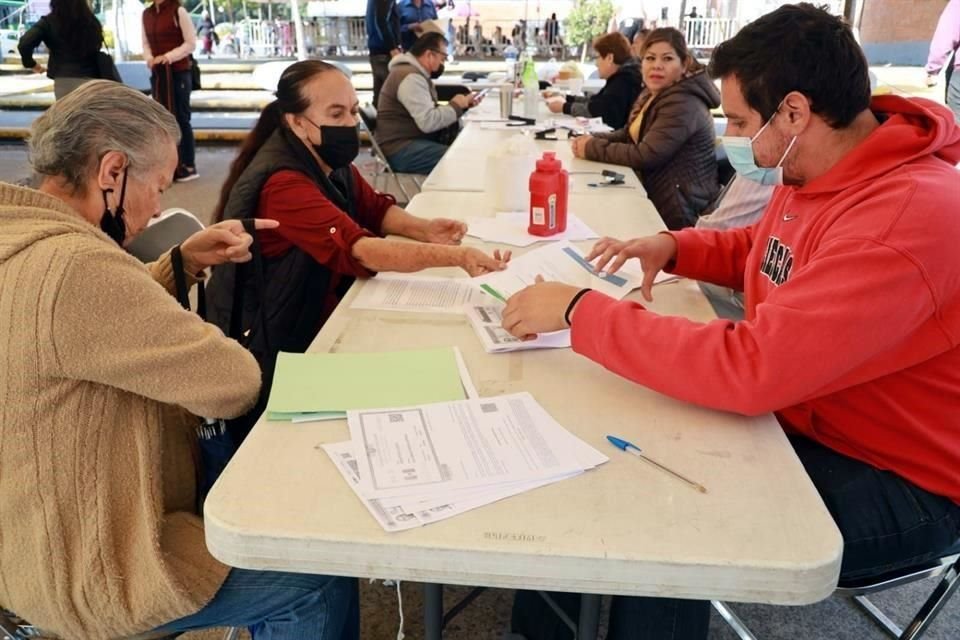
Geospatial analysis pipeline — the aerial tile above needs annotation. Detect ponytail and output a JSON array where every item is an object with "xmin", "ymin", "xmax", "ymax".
[
  {"xmin": 213, "ymin": 60, "xmax": 342, "ymax": 222},
  {"xmin": 213, "ymin": 101, "xmax": 283, "ymax": 222}
]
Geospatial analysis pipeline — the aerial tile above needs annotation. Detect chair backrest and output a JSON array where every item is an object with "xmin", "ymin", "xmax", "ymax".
[
  {"xmin": 435, "ymin": 84, "xmax": 471, "ymax": 102},
  {"xmin": 359, "ymin": 104, "xmax": 378, "ymax": 134},
  {"xmin": 126, "ymin": 209, "xmax": 205, "ymax": 264}
]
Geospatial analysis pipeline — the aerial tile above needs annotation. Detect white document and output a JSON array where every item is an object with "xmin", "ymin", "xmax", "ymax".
[
  {"xmin": 324, "ymin": 441, "xmax": 585, "ymax": 532},
  {"xmin": 466, "ymin": 212, "xmax": 599, "ymax": 247},
  {"xmin": 473, "ymin": 241, "xmax": 648, "ymax": 301},
  {"xmin": 348, "ymin": 392, "xmax": 600, "ymax": 500},
  {"xmin": 466, "ymin": 304, "xmax": 571, "ymax": 353},
  {"xmin": 350, "ymin": 273, "xmax": 491, "ymax": 314}
]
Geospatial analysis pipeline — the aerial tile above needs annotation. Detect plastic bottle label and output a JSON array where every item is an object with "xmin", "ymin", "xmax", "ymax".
[
  {"xmin": 548, "ymin": 194, "xmax": 557, "ymax": 229},
  {"xmin": 532, "ymin": 206, "xmax": 545, "ymax": 225}
]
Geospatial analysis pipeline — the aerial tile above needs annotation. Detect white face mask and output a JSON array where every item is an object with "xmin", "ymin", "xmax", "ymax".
[{"xmin": 719, "ymin": 105, "xmax": 798, "ymax": 186}]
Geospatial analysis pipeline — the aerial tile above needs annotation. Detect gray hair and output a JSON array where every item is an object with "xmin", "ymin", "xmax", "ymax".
[{"xmin": 28, "ymin": 80, "xmax": 182, "ymax": 193}]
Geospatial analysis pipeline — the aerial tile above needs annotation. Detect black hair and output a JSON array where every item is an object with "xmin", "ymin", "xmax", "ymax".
[
  {"xmin": 49, "ymin": 0, "xmax": 103, "ymax": 53},
  {"xmin": 410, "ymin": 31, "xmax": 448, "ymax": 56},
  {"xmin": 214, "ymin": 60, "xmax": 340, "ymax": 221},
  {"xmin": 708, "ymin": 3, "xmax": 871, "ymax": 128}
]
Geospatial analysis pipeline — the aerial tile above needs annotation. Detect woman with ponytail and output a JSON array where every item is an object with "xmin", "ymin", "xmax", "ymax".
[{"xmin": 207, "ymin": 60, "xmax": 509, "ymax": 444}]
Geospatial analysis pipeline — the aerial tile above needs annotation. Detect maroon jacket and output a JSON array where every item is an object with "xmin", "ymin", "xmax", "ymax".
[{"xmin": 142, "ymin": 1, "xmax": 192, "ymax": 72}]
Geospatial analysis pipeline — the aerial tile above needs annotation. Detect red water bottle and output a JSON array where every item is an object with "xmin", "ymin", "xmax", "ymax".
[{"xmin": 528, "ymin": 151, "xmax": 569, "ymax": 236}]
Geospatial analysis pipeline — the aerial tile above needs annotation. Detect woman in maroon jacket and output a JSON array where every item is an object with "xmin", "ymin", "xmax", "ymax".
[{"xmin": 142, "ymin": 0, "xmax": 198, "ymax": 182}]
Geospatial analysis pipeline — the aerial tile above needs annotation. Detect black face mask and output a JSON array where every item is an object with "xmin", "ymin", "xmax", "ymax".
[
  {"xmin": 100, "ymin": 169, "xmax": 128, "ymax": 246},
  {"xmin": 430, "ymin": 63, "xmax": 445, "ymax": 79},
  {"xmin": 305, "ymin": 117, "xmax": 360, "ymax": 170}
]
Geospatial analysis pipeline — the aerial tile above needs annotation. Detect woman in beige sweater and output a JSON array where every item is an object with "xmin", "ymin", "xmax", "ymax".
[{"xmin": 0, "ymin": 81, "xmax": 358, "ymax": 640}]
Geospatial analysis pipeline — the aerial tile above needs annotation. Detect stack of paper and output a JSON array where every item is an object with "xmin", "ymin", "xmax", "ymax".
[
  {"xmin": 466, "ymin": 304, "xmax": 571, "ymax": 353},
  {"xmin": 323, "ymin": 392, "xmax": 608, "ymax": 531},
  {"xmin": 466, "ymin": 212, "xmax": 599, "ymax": 247},
  {"xmin": 265, "ymin": 348, "xmax": 469, "ymax": 422},
  {"xmin": 350, "ymin": 273, "xmax": 491, "ymax": 314}
]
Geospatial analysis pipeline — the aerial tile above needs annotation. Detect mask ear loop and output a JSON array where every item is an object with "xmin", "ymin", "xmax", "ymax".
[{"xmin": 776, "ymin": 135, "xmax": 798, "ymax": 168}]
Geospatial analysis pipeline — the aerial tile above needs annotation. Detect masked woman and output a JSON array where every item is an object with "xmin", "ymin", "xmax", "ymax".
[{"xmin": 207, "ymin": 60, "xmax": 508, "ymax": 443}]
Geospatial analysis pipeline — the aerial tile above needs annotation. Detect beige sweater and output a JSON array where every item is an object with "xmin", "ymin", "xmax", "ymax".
[{"xmin": 0, "ymin": 183, "xmax": 262, "ymax": 639}]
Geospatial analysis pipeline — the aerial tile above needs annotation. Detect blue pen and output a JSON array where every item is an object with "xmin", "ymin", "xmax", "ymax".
[{"xmin": 607, "ymin": 435, "xmax": 708, "ymax": 494}]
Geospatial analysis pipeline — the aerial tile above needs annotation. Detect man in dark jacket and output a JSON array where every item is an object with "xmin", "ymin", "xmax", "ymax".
[
  {"xmin": 398, "ymin": 0, "xmax": 446, "ymax": 51},
  {"xmin": 366, "ymin": 0, "xmax": 401, "ymax": 106},
  {"xmin": 548, "ymin": 32, "xmax": 643, "ymax": 129}
]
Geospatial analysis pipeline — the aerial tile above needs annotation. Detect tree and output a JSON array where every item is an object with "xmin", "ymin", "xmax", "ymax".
[{"xmin": 564, "ymin": 0, "xmax": 616, "ymax": 62}]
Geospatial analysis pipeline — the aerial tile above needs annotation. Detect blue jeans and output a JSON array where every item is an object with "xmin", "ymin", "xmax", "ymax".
[
  {"xmin": 697, "ymin": 281, "xmax": 745, "ymax": 322},
  {"xmin": 513, "ymin": 435, "xmax": 960, "ymax": 640},
  {"xmin": 387, "ymin": 139, "xmax": 449, "ymax": 174},
  {"xmin": 154, "ymin": 569, "xmax": 359, "ymax": 640}
]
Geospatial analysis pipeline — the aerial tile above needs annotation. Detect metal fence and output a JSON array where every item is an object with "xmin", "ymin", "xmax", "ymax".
[
  {"xmin": 682, "ymin": 18, "xmax": 740, "ymax": 50},
  {"xmin": 219, "ymin": 16, "xmax": 570, "ymax": 59}
]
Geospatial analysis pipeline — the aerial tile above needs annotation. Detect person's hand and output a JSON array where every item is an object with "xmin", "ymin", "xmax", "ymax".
[
  {"xmin": 450, "ymin": 93, "xmax": 473, "ymax": 110},
  {"xmin": 570, "ymin": 134, "xmax": 592, "ymax": 158},
  {"xmin": 546, "ymin": 99, "xmax": 564, "ymax": 114},
  {"xmin": 459, "ymin": 247, "xmax": 511, "ymax": 277},
  {"xmin": 30, "ymin": 63, "xmax": 46, "ymax": 74},
  {"xmin": 178, "ymin": 219, "xmax": 281, "ymax": 274},
  {"xmin": 586, "ymin": 233, "xmax": 678, "ymax": 302},
  {"xmin": 469, "ymin": 91, "xmax": 485, "ymax": 106},
  {"xmin": 501, "ymin": 276, "xmax": 583, "ymax": 339},
  {"xmin": 411, "ymin": 22, "xmax": 423, "ymax": 33},
  {"xmin": 424, "ymin": 218, "xmax": 466, "ymax": 244},
  {"xmin": 925, "ymin": 72, "xmax": 939, "ymax": 88},
  {"xmin": 389, "ymin": 48, "xmax": 401, "ymax": 58}
]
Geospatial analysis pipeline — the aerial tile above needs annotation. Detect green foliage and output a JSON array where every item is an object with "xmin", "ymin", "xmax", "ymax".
[{"xmin": 564, "ymin": 0, "xmax": 616, "ymax": 50}]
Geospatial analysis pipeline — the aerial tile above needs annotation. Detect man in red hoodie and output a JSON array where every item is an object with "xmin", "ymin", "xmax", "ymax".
[{"xmin": 504, "ymin": 4, "xmax": 960, "ymax": 639}]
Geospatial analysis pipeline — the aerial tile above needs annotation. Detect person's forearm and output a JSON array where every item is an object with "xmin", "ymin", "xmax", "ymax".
[
  {"xmin": 380, "ymin": 205, "xmax": 430, "ymax": 241},
  {"xmin": 352, "ymin": 237, "xmax": 463, "ymax": 272}
]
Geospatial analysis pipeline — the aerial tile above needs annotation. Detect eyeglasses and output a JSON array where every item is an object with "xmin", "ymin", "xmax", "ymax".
[{"xmin": 429, "ymin": 49, "xmax": 448, "ymax": 60}]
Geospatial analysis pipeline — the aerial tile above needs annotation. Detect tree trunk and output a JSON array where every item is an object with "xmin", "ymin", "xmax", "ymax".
[{"xmin": 290, "ymin": 0, "xmax": 307, "ymax": 61}]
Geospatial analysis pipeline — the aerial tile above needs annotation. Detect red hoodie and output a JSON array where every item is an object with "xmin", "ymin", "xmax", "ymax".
[{"xmin": 572, "ymin": 96, "xmax": 960, "ymax": 503}]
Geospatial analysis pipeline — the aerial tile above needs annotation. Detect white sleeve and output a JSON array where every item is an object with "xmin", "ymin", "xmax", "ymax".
[{"xmin": 396, "ymin": 73, "xmax": 460, "ymax": 133}]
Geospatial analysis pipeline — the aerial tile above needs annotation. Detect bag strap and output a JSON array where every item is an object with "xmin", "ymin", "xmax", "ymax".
[
  {"xmin": 171, "ymin": 243, "xmax": 206, "ymax": 320},
  {"xmin": 229, "ymin": 219, "xmax": 270, "ymax": 354}
]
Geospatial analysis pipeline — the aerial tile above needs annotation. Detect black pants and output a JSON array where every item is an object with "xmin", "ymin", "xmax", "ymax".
[
  {"xmin": 369, "ymin": 53, "xmax": 391, "ymax": 108},
  {"xmin": 512, "ymin": 434, "xmax": 960, "ymax": 640},
  {"xmin": 152, "ymin": 67, "xmax": 196, "ymax": 168}
]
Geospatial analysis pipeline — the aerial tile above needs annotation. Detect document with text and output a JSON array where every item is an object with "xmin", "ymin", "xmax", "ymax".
[{"xmin": 350, "ymin": 273, "xmax": 491, "ymax": 314}]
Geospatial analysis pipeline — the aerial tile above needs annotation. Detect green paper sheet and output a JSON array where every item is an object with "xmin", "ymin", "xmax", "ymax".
[{"xmin": 265, "ymin": 348, "xmax": 466, "ymax": 419}]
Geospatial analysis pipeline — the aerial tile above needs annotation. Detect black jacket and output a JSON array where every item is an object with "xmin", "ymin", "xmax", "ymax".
[
  {"xmin": 206, "ymin": 128, "xmax": 359, "ymax": 442},
  {"xmin": 563, "ymin": 58, "xmax": 644, "ymax": 130},
  {"xmin": 586, "ymin": 70, "xmax": 721, "ymax": 230},
  {"xmin": 18, "ymin": 16, "xmax": 101, "ymax": 79}
]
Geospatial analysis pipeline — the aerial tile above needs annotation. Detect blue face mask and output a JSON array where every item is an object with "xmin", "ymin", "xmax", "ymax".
[{"xmin": 720, "ymin": 108, "xmax": 797, "ymax": 186}]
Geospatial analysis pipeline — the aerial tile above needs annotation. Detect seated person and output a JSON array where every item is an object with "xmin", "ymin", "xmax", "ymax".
[
  {"xmin": 694, "ymin": 174, "xmax": 775, "ymax": 320},
  {"xmin": 548, "ymin": 32, "xmax": 643, "ymax": 130},
  {"xmin": 0, "ymin": 81, "xmax": 358, "ymax": 640},
  {"xmin": 505, "ymin": 6, "xmax": 960, "ymax": 639},
  {"xmin": 571, "ymin": 28, "xmax": 720, "ymax": 230},
  {"xmin": 376, "ymin": 31, "xmax": 477, "ymax": 174},
  {"xmin": 206, "ymin": 60, "xmax": 507, "ymax": 443}
]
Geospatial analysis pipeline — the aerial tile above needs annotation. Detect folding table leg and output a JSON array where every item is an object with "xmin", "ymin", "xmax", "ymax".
[
  {"xmin": 577, "ymin": 594, "xmax": 601, "ymax": 640},
  {"xmin": 424, "ymin": 582, "xmax": 444, "ymax": 640}
]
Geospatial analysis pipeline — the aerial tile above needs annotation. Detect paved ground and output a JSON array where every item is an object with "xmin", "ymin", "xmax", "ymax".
[{"xmin": 1, "ymin": 138, "xmax": 957, "ymax": 639}]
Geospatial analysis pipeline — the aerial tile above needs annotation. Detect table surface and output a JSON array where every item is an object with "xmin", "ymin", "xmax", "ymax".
[
  {"xmin": 421, "ymin": 98, "xmax": 643, "ymax": 194},
  {"xmin": 205, "ymin": 114, "xmax": 843, "ymax": 607}
]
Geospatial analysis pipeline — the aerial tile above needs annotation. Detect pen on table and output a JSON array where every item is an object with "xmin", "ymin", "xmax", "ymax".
[
  {"xmin": 606, "ymin": 435, "xmax": 708, "ymax": 494},
  {"xmin": 480, "ymin": 284, "xmax": 508, "ymax": 304}
]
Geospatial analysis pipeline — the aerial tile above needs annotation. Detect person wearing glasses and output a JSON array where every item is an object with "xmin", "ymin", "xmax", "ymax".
[{"xmin": 376, "ymin": 31, "xmax": 481, "ymax": 174}]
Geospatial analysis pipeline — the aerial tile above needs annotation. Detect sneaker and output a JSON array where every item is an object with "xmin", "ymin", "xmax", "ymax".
[{"xmin": 174, "ymin": 165, "xmax": 199, "ymax": 182}]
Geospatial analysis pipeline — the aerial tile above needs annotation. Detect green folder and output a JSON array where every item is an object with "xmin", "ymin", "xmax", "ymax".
[{"xmin": 265, "ymin": 347, "xmax": 466, "ymax": 421}]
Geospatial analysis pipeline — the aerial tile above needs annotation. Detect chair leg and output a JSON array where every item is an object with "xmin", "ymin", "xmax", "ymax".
[
  {"xmin": 711, "ymin": 601, "xmax": 758, "ymax": 640},
  {"xmin": 852, "ymin": 595, "xmax": 904, "ymax": 638},
  {"xmin": 900, "ymin": 560, "xmax": 960, "ymax": 640},
  {"xmin": 222, "ymin": 627, "xmax": 241, "ymax": 640}
]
